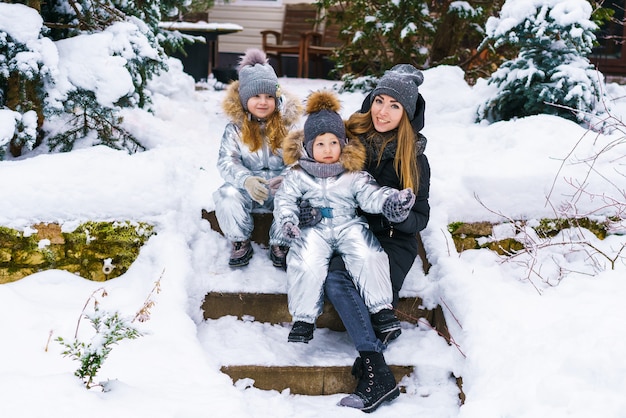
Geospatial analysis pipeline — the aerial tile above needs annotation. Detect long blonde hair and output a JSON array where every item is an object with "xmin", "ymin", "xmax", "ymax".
[
  {"xmin": 347, "ymin": 110, "xmax": 419, "ymax": 191},
  {"xmin": 240, "ymin": 110, "xmax": 287, "ymax": 153}
]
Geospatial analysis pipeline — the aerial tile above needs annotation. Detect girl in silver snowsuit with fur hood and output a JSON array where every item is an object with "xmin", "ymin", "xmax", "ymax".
[
  {"xmin": 213, "ymin": 49, "xmax": 302, "ymax": 268},
  {"xmin": 273, "ymin": 90, "xmax": 415, "ymax": 341}
]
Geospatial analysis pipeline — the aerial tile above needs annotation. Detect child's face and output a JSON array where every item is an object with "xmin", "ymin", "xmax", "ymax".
[
  {"xmin": 247, "ymin": 94, "xmax": 276, "ymax": 119},
  {"xmin": 312, "ymin": 133, "xmax": 341, "ymax": 164},
  {"xmin": 371, "ymin": 94, "xmax": 404, "ymax": 133}
]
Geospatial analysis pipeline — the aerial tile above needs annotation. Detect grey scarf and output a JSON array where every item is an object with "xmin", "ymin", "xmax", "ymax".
[{"xmin": 299, "ymin": 155, "xmax": 345, "ymax": 178}]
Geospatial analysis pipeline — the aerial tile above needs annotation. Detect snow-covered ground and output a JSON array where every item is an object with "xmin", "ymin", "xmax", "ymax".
[{"xmin": 2, "ymin": 24, "xmax": 626, "ymax": 416}]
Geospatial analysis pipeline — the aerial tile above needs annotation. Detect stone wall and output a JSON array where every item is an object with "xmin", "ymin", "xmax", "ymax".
[
  {"xmin": 0, "ymin": 221, "xmax": 155, "ymax": 284},
  {"xmin": 448, "ymin": 217, "xmax": 613, "ymax": 254}
]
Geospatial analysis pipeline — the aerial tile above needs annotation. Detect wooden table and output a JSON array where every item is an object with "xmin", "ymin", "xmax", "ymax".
[{"xmin": 159, "ymin": 22, "xmax": 243, "ymax": 82}]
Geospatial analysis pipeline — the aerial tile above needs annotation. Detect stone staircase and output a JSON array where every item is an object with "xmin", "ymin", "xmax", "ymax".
[{"xmin": 200, "ymin": 210, "xmax": 464, "ymax": 404}]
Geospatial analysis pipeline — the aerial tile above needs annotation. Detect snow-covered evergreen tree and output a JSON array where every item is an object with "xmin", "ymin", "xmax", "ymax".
[
  {"xmin": 0, "ymin": 5, "xmax": 56, "ymax": 158},
  {"xmin": 0, "ymin": 0, "xmax": 195, "ymax": 159},
  {"xmin": 316, "ymin": 0, "xmax": 505, "ymax": 87},
  {"xmin": 477, "ymin": 0, "xmax": 609, "ymax": 126}
]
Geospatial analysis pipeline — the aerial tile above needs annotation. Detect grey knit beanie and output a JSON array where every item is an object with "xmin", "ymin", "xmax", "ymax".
[
  {"xmin": 371, "ymin": 64, "xmax": 424, "ymax": 119},
  {"xmin": 237, "ymin": 48, "xmax": 280, "ymax": 111},
  {"xmin": 303, "ymin": 90, "xmax": 346, "ymax": 157},
  {"xmin": 304, "ymin": 110, "xmax": 346, "ymax": 156}
]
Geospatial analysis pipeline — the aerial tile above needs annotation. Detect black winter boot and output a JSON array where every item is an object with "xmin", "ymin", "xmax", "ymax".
[
  {"xmin": 288, "ymin": 321, "xmax": 314, "ymax": 343},
  {"xmin": 371, "ymin": 308, "xmax": 402, "ymax": 344},
  {"xmin": 269, "ymin": 245, "xmax": 289, "ymax": 270},
  {"xmin": 338, "ymin": 351, "xmax": 399, "ymax": 413},
  {"xmin": 228, "ymin": 240, "xmax": 253, "ymax": 267}
]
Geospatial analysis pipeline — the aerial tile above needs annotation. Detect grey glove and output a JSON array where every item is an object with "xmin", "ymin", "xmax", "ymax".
[
  {"xmin": 382, "ymin": 188, "xmax": 416, "ymax": 223},
  {"xmin": 282, "ymin": 222, "xmax": 301, "ymax": 240},
  {"xmin": 298, "ymin": 199, "xmax": 322, "ymax": 227},
  {"xmin": 244, "ymin": 176, "xmax": 269, "ymax": 204},
  {"xmin": 268, "ymin": 176, "xmax": 284, "ymax": 196}
]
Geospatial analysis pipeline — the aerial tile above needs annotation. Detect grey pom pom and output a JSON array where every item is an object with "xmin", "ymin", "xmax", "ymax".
[{"xmin": 238, "ymin": 48, "xmax": 269, "ymax": 71}]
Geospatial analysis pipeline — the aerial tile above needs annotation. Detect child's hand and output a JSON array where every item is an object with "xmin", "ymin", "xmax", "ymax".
[
  {"xmin": 382, "ymin": 188, "xmax": 416, "ymax": 223},
  {"xmin": 282, "ymin": 222, "xmax": 301, "ymax": 239},
  {"xmin": 244, "ymin": 176, "xmax": 269, "ymax": 204},
  {"xmin": 298, "ymin": 199, "xmax": 322, "ymax": 227},
  {"xmin": 268, "ymin": 176, "xmax": 284, "ymax": 196}
]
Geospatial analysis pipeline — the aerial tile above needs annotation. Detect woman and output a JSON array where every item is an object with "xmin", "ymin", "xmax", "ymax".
[
  {"xmin": 302, "ymin": 64, "xmax": 430, "ymax": 412},
  {"xmin": 213, "ymin": 48, "xmax": 302, "ymax": 269},
  {"xmin": 349, "ymin": 63, "xmax": 430, "ymax": 310}
]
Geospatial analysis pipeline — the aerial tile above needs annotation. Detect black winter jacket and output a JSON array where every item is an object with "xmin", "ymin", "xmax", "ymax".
[
  {"xmin": 360, "ymin": 131, "xmax": 430, "ymax": 238},
  {"xmin": 358, "ymin": 130, "xmax": 431, "ymax": 306}
]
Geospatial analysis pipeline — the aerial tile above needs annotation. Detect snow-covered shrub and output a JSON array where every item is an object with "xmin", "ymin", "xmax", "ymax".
[
  {"xmin": 0, "ymin": 5, "xmax": 53, "ymax": 156},
  {"xmin": 477, "ymin": 0, "xmax": 610, "ymax": 126},
  {"xmin": 0, "ymin": 0, "xmax": 197, "ymax": 159},
  {"xmin": 57, "ymin": 300, "xmax": 142, "ymax": 389},
  {"xmin": 314, "ymin": 0, "xmax": 504, "ymax": 85},
  {"xmin": 44, "ymin": 20, "xmax": 165, "ymax": 153},
  {"xmin": 56, "ymin": 277, "xmax": 161, "ymax": 390}
]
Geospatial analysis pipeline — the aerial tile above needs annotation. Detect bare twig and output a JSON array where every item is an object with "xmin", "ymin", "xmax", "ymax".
[
  {"xmin": 74, "ymin": 288, "xmax": 107, "ymax": 339},
  {"xmin": 132, "ymin": 269, "xmax": 165, "ymax": 323}
]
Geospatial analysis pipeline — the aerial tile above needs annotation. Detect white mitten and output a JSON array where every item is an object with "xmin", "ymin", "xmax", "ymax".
[{"xmin": 244, "ymin": 176, "xmax": 269, "ymax": 204}]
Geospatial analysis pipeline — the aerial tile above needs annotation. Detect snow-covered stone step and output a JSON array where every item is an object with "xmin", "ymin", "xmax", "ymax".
[
  {"xmin": 201, "ymin": 292, "xmax": 450, "ymax": 339},
  {"xmin": 220, "ymin": 365, "xmax": 414, "ymax": 395},
  {"xmin": 198, "ymin": 211, "xmax": 462, "ymax": 402},
  {"xmin": 202, "ymin": 209, "xmax": 273, "ymax": 247},
  {"xmin": 197, "ymin": 314, "xmax": 464, "ymax": 398}
]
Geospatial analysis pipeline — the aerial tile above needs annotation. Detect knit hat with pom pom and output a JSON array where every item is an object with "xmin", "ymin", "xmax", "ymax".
[
  {"xmin": 303, "ymin": 90, "xmax": 346, "ymax": 157},
  {"xmin": 371, "ymin": 64, "xmax": 424, "ymax": 119},
  {"xmin": 237, "ymin": 48, "xmax": 279, "ymax": 111}
]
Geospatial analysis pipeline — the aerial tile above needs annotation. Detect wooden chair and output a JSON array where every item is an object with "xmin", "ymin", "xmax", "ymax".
[
  {"xmin": 261, "ymin": 3, "xmax": 319, "ymax": 77},
  {"xmin": 300, "ymin": 8, "xmax": 344, "ymax": 78}
]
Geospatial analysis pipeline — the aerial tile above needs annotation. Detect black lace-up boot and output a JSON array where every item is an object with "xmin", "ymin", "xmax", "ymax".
[
  {"xmin": 287, "ymin": 321, "xmax": 314, "ymax": 343},
  {"xmin": 338, "ymin": 351, "xmax": 399, "ymax": 413},
  {"xmin": 371, "ymin": 308, "xmax": 402, "ymax": 344}
]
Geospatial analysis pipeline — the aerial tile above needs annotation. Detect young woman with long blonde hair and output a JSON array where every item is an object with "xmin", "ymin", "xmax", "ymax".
[{"xmin": 301, "ymin": 64, "xmax": 430, "ymax": 413}]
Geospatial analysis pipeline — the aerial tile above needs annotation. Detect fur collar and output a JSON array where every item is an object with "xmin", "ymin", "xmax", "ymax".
[{"xmin": 282, "ymin": 130, "xmax": 366, "ymax": 172}]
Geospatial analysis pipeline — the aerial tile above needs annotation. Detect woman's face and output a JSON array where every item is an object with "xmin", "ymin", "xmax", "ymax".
[
  {"xmin": 247, "ymin": 94, "xmax": 276, "ymax": 119},
  {"xmin": 312, "ymin": 133, "xmax": 342, "ymax": 164},
  {"xmin": 370, "ymin": 94, "xmax": 404, "ymax": 133}
]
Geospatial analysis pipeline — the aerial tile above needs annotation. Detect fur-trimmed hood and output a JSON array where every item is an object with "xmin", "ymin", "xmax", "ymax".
[
  {"xmin": 282, "ymin": 129, "xmax": 367, "ymax": 172},
  {"xmin": 222, "ymin": 80, "xmax": 302, "ymax": 126}
]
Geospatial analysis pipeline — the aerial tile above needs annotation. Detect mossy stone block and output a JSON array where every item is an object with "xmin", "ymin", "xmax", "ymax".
[{"xmin": 0, "ymin": 221, "xmax": 155, "ymax": 284}]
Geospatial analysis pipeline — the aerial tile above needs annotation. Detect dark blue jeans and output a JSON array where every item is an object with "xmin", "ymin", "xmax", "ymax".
[{"xmin": 324, "ymin": 269, "xmax": 385, "ymax": 353}]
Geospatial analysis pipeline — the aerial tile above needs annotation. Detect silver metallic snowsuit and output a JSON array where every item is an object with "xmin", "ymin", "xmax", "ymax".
[
  {"xmin": 274, "ymin": 132, "xmax": 395, "ymax": 324},
  {"xmin": 212, "ymin": 82, "xmax": 301, "ymax": 246}
]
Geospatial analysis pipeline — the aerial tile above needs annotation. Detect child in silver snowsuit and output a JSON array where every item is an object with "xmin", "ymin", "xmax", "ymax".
[
  {"xmin": 273, "ymin": 90, "xmax": 415, "ymax": 343},
  {"xmin": 213, "ymin": 48, "xmax": 302, "ymax": 268}
]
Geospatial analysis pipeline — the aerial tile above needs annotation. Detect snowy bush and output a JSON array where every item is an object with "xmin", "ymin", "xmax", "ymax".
[
  {"xmin": 315, "ymin": 0, "xmax": 504, "ymax": 85},
  {"xmin": 56, "ymin": 277, "xmax": 161, "ymax": 390},
  {"xmin": 0, "ymin": 0, "xmax": 195, "ymax": 159},
  {"xmin": 57, "ymin": 301, "xmax": 142, "ymax": 389},
  {"xmin": 0, "ymin": 5, "xmax": 53, "ymax": 156},
  {"xmin": 477, "ymin": 0, "xmax": 610, "ymax": 126}
]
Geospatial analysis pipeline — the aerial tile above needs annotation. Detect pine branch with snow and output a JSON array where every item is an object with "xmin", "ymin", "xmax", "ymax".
[
  {"xmin": 478, "ymin": 0, "xmax": 610, "ymax": 127},
  {"xmin": 56, "ymin": 287, "xmax": 143, "ymax": 390}
]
